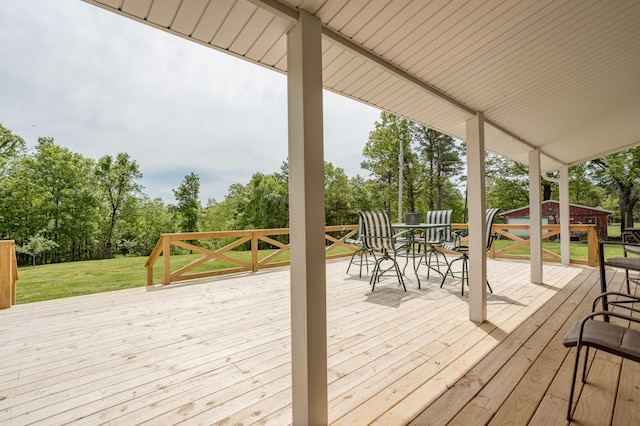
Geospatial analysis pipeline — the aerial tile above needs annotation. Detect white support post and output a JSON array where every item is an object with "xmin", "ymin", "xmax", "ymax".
[
  {"xmin": 466, "ymin": 113, "xmax": 487, "ymax": 323},
  {"xmin": 559, "ymin": 165, "xmax": 570, "ymax": 265},
  {"xmin": 529, "ymin": 149, "xmax": 543, "ymax": 284},
  {"xmin": 287, "ymin": 10, "xmax": 328, "ymax": 425}
]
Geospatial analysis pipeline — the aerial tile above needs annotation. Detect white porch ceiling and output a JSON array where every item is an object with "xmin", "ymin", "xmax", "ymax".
[{"xmin": 83, "ymin": 0, "xmax": 640, "ymax": 172}]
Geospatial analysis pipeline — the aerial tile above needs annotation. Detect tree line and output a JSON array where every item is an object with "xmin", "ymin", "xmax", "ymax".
[{"xmin": 1, "ymin": 113, "xmax": 638, "ymax": 265}]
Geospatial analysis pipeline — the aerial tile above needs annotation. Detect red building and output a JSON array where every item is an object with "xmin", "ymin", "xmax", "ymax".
[{"xmin": 499, "ymin": 200, "xmax": 613, "ymax": 240}]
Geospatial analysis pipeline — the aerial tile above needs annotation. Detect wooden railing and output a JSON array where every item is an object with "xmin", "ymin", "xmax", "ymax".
[
  {"xmin": 452, "ymin": 223, "xmax": 599, "ymax": 267},
  {"xmin": 146, "ymin": 223, "xmax": 599, "ymax": 286},
  {"xmin": 0, "ymin": 240, "xmax": 18, "ymax": 309},
  {"xmin": 145, "ymin": 225, "xmax": 359, "ymax": 285}
]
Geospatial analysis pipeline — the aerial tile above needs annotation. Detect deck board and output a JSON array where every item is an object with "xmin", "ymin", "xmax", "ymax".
[{"xmin": 0, "ymin": 258, "xmax": 638, "ymax": 424}]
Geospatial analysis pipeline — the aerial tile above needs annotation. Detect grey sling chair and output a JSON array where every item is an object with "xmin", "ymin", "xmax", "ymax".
[
  {"xmin": 415, "ymin": 209, "xmax": 453, "ymax": 279},
  {"xmin": 359, "ymin": 210, "xmax": 409, "ymax": 291},
  {"xmin": 345, "ymin": 214, "xmax": 376, "ymax": 278},
  {"xmin": 439, "ymin": 208, "xmax": 500, "ymax": 295}
]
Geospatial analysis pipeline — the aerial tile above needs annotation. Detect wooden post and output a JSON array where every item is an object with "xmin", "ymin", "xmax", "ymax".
[
  {"xmin": 587, "ymin": 226, "xmax": 598, "ymax": 267},
  {"xmin": 162, "ymin": 235, "xmax": 171, "ymax": 285},
  {"xmin": 251, "ymin": 231, "xmax": 259, "ymax": 272},
  {"xmin": 0, "ymin": 241, "xmax": 16, "ymax": 309}
]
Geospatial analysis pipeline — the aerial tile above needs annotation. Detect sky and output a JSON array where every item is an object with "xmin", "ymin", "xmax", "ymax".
[{"xmin": 0, "ymin": 0, "xmax": 381, "ymax": 204}]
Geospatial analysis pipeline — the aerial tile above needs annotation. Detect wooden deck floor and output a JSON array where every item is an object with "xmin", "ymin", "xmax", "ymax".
[{"xmin": 0, "ymin": 257, "xmax": 637, "ymax": 425}]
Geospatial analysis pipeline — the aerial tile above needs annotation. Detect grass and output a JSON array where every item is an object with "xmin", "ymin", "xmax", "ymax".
[{"xmin": 15, "ymin": 250, "xmax": 290, "ymax": 304}]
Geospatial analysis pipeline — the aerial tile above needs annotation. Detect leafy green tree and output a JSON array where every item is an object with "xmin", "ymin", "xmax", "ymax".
[
  {"xmin": 590, "ymin": 147, "xmax": 640, "ymax": 230},
  {"xmin": 349, "ymin": 175, "xmax": 376, "ymax": 215},
  {"xmin": 94, "ymin": 153, "xmax": 143, "ymax": 257},
  {"xmin": 0, "ymin": 124, "xmax": 26, "ymax": 176},
  {"xmin": 129, "ymin": 196, "xmax": 176, "ymax": 255},
  {"xmin": 30, "ymin": 138, "xmax": 97, "ymax": 262},
  {"xmin": 569, "ymin": 164, "xmax": 603, "ymax": 206},
  {"xmin": 485, "ymin": 153, "xmax": 530, "ymax": 213},
  {"xmin": 414, "ymin": 126, "xmax": 463, "ymax": 211},
  {"xmin": 242, "ymin": 172, "xmax": 288, "ymax": 229},
  {"xmin": 173, "ymin": 172, "xmax": 202, "ymax": 232},
  {"xmin": 16, "ymin": 234, "xmax": 58, "ymax": 267},
  {"xmin": 0, "ymin": 155, "xmax": 45, "ymax": 243},
  {"xmin": 361, "ymin": 112, "xmax": 413, "ymax": 220},
  {"xmin": 324, "ymin": 162, "xmax": 353, "ymax": 226}
]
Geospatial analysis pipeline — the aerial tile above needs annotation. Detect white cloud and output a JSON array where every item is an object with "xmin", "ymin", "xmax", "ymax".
[{"xmin": 0, "ymin": 0, "xmax": 380, "ymax": 203}]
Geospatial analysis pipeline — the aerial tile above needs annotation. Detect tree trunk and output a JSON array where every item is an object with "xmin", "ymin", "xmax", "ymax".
[
  {"xmin": 542, "ymin": 181, "xmax": 552, "ymax": 201},
  {"xmin": 619, "ymin": 185, "xmax": 637, "ymax": 232}
]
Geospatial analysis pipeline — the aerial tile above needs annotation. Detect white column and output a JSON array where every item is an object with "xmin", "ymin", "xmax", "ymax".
[
  {"xmin": 466, "ymin": 113, "xmax": 487, "ymax": 323},
  {"xmin": 559, "ymin": 165, "xmax": 570, "ymax": 265},
  {"xmin": 287, "ymin": 10, "xmax": 328, "ymax": 425},
  {"xmin": 529, "ymin": 149, "xmax": 543, "ymax": 284}
]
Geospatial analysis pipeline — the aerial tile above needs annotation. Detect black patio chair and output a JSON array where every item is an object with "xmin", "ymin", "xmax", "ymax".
[
  {"xmin": 439, "ymin": 208, "xmax": 500, "ymax": 295},
  {"xmin": 359, "ymin": 210, "xmax": 408, "ymax": 291}
]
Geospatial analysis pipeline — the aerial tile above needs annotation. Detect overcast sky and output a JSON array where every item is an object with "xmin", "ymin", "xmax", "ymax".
[{"xmin": 0, "ymin": 0, "xmax": 381, "ymax": 204}]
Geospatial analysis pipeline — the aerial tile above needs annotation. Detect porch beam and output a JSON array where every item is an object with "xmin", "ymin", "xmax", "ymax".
[
  {"xmin": 466, "ymin": 112, "xmax": 487, "ymax": 323},
  {"xmin": 529, "ymin": 149, "xmax": 543, "ymax": 284},
  {"xmin": 286, "ymin": 10, "xmax": 328, "ymax": 425}
]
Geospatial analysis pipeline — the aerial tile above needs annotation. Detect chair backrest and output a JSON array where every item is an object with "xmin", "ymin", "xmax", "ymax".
[
  {"xmin": 359, "ymin": 211, "xmax": 394, "ymax": 250},
  {"xmin": 485, "ymin": 208, "xmax": 500, "ymax": 251},
  {"xmin": 424, "ymin": 210, "xmax": 453, "ymax": 243}
]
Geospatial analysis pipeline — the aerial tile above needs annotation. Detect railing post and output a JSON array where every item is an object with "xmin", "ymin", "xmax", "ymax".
[
  {"xmin": 146, "ymin": 261, "xmax": 154, "ymax": 286},
  {"xmin": 0, "ymin": 240, "xmax": 16, "ymax": 309},
  {"xmin": 587, "ymin": 226, "xmax": 598, "ymax": 267},
  {"xmin": 162, "ymin": 235, "xmax": 171, "ymax": 285},
  {"xmin": 251, "ymin": 231, "xmax": 259, "ymax": 272}
]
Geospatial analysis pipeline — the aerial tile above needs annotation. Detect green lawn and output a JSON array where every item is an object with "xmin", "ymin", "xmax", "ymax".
[{"xmin": 15, "ymin": 250, "xmax": 282, "ymax": 304}]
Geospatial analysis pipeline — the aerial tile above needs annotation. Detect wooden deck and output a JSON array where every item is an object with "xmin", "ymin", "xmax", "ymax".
[{"xmin": 0, "ymin": 257, "xmax": 637, "ymax": 425}]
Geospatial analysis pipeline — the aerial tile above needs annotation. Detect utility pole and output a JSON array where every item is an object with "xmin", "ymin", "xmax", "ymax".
[{"xmin": 398, "ymin": 138, "xmax": 403, "ymax": 222}]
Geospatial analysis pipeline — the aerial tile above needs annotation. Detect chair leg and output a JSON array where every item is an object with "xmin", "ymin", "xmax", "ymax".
[
  {"xmin": 369, "ymin": 253, "xmax": 407, "ymax": 292},
  {"xmin": 581, "ymin": 346, "xmax": 590, "ymax": 383},
  {"xmin": 370, "ymin": 257, "xmax": 383, "ymax": 291},
  {"xmin": 392, "ymin": 258, "xmax": 407, "ymax": 291},
  {"xmin": 567, "ymin": 344, "xmax": 582, "ymax": 421},
  {"xmin": 625, "ymin": 269, "xmax": 631, "ymax": 294},
  {"xmin": 441, "ymin": 256, "xmax": 464, "ymax": 289}
]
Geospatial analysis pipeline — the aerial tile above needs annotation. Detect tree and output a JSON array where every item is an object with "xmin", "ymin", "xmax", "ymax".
[
  {"xmin": 242, "ymin": 172, "xmax": 288, "ymax": 229},
  {"xmin": 30, "ymin": 138, "xmax": 98, "ymax": 262},
  {"xmin": 16, "ymin": 234, "xmax": 58, "ymax": 267},
  {"xmin": 361, "ymin": 112, "xmax": 413, "ymax": 220},
  {"xmin": 324, "ymin": 162, "xmax": 352, "ymax": 226},
  {"xmin": 590, "ymin": 148, "xmax": 640, "ymax": 230},
  {"xmin": 94, "ymin": 153, "xmax": 142, "ymax": 258},
  {"xmin": 173, "ymin": 172, "xmax": 202, "ymax": 232},
  {"xmin": 0, "ymin": 123, "xmax": 26, "ymax": 176},
  {"xmin": 485, "ymin": 153, "xmax": 531, "ymax": 213},
  {"xmin": 414, "ymin": 126, "xmax": 463, "ymax": 211}
]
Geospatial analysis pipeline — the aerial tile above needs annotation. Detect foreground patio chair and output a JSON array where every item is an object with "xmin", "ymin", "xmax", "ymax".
[
  {"xmin": 440, "ymin": 208, "xmax": 500, "ymax": 295},
  {"xmin": 359, "ymin": 210, "xmax": 407, "ymax": 291},
  {"xmin": 346, "ymin": 215, "xmax": 376, "ymax": 277},
  {"xmin": 562, "ymin": 292, "xmax": 640, "ymax": 421},
  {"xmin": 416, "ymin": 209, "xmax": 453, "ymax": 279}
]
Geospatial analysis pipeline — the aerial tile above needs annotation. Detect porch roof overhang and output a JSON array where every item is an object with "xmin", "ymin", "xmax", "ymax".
[{"xmin": 83, "ymin": 0, "xmax": 640, "ymax": 171}]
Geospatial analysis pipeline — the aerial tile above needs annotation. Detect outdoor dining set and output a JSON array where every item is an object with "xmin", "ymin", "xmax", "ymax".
[
  {"xmin": 346, "ymin": 208, "xmax": 500, "ymax": 294},
  {"xmin": 346, "ymin": 210, "xmax": 640, "ymax": 421}
]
